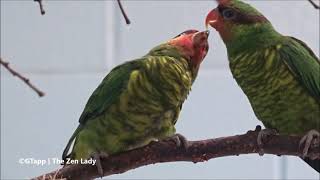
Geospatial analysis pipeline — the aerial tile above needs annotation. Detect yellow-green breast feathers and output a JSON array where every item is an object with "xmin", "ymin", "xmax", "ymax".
[
  {"xmin": 230, "ymin": 37, "xmax": 320, "ymax": 135},
  {"xmin": 63, "ymin": 47, "xmax": 195, "ymax": 160}
]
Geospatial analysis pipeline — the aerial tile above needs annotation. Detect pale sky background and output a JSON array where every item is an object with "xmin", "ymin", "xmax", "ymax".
[{"xmin": 1, "ymin": 0, "xmax": 319, "ymax": 179}]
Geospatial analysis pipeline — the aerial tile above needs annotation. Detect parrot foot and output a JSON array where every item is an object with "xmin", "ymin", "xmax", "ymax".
[
  {"xmin": 299, "ymin": 129, "xmax": 320, "ymax": 159},
  {"xmin": 257, "ymin": 128, "xmax": 278, "ymax": 156},
  {"xmin": 91, "ymin": 152, "xmax": 109, "ymax": 177},
  {"xmin": 166, "ymin": 133, "xmax": 189, "ymax": 150}
]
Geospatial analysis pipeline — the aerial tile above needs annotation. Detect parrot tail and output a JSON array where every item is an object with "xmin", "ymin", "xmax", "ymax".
[
  {"xmin": 302, "ymin": 157, "xmax": 320, "ymax": 173},
  {"xmin": 62, "ymin": 124, "xmax": 83, "ymax": 161}
]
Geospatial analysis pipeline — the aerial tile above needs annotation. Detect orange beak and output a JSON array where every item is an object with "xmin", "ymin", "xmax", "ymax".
[{"xmin": 205, "ymin": 8, "xmax": 219, "ymax": 30}]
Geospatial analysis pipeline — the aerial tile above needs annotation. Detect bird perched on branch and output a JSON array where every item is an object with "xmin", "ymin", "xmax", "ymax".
[
  {"xmin": 62, "ymin": 30, "xmax": 209, "ymax": 175},
  {"xmin": 205, "ymin": 0, "xmax": 319, "ymax": 173}
]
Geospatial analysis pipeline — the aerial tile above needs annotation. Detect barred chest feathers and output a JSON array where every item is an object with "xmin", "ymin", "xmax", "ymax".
[
  {"xmin": 140, "ymin": 56, "xmax": 193, "ymax": 106},
  {"xmin": 229, "ymin": 45, "xmax": 320, "ymax": 134}
]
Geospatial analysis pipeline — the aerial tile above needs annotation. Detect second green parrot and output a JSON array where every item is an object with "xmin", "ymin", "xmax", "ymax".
[{"xmin": 206, "ymin": 0, "xmax": 319, "ymax": 172}]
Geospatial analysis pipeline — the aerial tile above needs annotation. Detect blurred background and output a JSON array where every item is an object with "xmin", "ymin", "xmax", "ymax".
[{"xmin": 1, "ymin": 0, "xmax": 319, "ymax": 179}]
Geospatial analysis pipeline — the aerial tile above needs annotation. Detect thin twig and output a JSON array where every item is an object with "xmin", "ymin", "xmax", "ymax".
[
  {"xmin": 308, "ymin": 0, "xmax": 320, "ymax": 9},
  {"xmin": 0, "ymin": 57, "xmax": 45, "ymax": 97},
  {"xmin": 32, "ymin": 127, "xmax": 319, "ymax": 180},
  {"xmin": 34, "ymin": 0, "xmax": 45, "ymax": 15},
  {"xmin": 117, "ymin": 0, "xmax": 131, "ymax": 24}
]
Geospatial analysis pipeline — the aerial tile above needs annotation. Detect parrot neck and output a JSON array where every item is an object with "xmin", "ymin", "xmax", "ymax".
[
  {"xmin": 148, "ymin": 44, "xmax": 188, "ymax": 60},
  {"xmin": 224, "ymin": 23, "xmax": 282, "ymax": 59},
  {"xmin": 148, "ymin": 44, "xmax": 199, "ymax": 79}
]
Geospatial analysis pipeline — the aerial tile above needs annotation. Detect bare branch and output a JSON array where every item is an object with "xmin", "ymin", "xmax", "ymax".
[
  {"xmin": 32, "ymin": 127, "xmax": 319, "ymax": 180},
  {"xmin": 117, "ymin": 0, "xmax": 131, "ymax": 24},
  {"xmin": 34, "ymin": 0, "xmax": 45, "ymax": 15},
  {"xmin": 0, "ymin": 57, "xmax": 45, "ymax": 97},
  {"xmin": 308, "ymin": 0, "xmax": 320, "ymax": 9}
]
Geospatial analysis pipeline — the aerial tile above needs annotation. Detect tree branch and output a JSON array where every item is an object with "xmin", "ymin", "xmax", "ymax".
[
  {"xmin": 32, "ymin": 127, "xmax": 319, "ymax": 180},
  {"xmin": 308, "ymin": 0, "xmax": 320, "ymax": 9},
  {"xmin": 117, "ymin": 0, "xmax": 131, "ymax": 24},
  {"xmin": 0, "ymin": 57, "xmax": 45, "ymax": 97},
  {"xmin": 34, "ymin": 0, "xmax": 45, "ymax": 15}
]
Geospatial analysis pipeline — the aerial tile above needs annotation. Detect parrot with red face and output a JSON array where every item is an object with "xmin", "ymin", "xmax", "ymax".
[
  {"xmin": 206, "ymin": 0, "xmax": 319, "ymax": 173},
  {"xmin": 62, "ymin": 29, "xmax": 210, "ymax": 175}
]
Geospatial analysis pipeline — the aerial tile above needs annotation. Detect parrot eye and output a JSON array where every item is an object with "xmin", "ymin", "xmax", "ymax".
[{"xmin": 222, "ymin": 9, "xmax": 236, "ymax": 19}]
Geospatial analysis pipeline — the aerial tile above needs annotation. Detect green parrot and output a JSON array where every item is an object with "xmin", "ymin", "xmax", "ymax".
[
  {"xmin": 62, "ymin": 30, "xmax": 209, "ymax": 174},
  {"xmin": 205, "ymin": 0, "xmax": 319, "ymax": 173}
]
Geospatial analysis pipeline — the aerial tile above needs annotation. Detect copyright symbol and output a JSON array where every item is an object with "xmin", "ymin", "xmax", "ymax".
[{"xmin": 19, "ymin": 158, "xmax": 24, "ymax": 164}]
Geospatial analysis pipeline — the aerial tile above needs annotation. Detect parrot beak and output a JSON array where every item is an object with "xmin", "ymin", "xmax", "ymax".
[
  {"xmin": 192, "ymin": 30, "xmax": 210, "ymax": 49},
  {"xmin": 200, "ymin": 30, "xmax": 210, "ymax": 38},
  {"xmin": 193, "ymin": 30, "xmax": 210, "ymax": 42},
  {"xmin": 191, "ymin": 30, "xmax": 210, "ymax": 65},
  {"xmin": 205, "ymin": 8, "xmax": 219, "ymax": 30},
  {"xmin": 204, "ymin": 30, "xmax": 210, "ymax": 37}
]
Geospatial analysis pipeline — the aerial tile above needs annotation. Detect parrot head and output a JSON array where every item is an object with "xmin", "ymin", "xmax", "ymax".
[
  {"xmin": 168, "ymin": 30, "xmax": 210, "ymax": 69},
  {"xmin": 205, "ymin": 0, "xmax": 277, "ymax": 56}
]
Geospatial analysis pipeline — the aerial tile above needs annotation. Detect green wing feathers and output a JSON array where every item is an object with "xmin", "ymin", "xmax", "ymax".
[
  {"xmin": 281, "ymin": 37, "xmax": 320, "ymax": 101},
  {"xmin": 282, "ymin": 37, "xmax": 320, "ymax": 173},
  {"xmin": 62, "ymin": 124, "xmax": 83, "ymax": 160},
  {"xmin": 62, "ymin": 61, "xmax": 140, "ymax": 159},
  {"xmin": 79, "ymin": 62, "xmax": 141, "ymax": 124}
]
